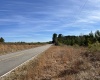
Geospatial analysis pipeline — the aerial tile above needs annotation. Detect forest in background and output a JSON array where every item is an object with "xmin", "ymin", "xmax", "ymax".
[{"xmin": 52, "ymin": 30, "xmax": 100, "ymax": 46}]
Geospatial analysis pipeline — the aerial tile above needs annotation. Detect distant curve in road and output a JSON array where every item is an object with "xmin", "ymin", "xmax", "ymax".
[{"xmin": 0, "ymin": 44, "xmax": 52, "ymax": 77}]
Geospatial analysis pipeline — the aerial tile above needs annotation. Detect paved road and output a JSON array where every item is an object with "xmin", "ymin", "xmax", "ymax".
[{"xmin": 0, "ymin": 44, "xmax": 52, "ymax": 77}]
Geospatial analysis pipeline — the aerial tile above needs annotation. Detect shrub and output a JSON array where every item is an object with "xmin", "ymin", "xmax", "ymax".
[{"xmin": 88, "ymin": 41, "xmax": 100, "ymax": 52}]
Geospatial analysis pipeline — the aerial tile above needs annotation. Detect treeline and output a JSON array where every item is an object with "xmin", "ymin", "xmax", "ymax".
[
  {"xmin": 52, "ymin": 30, "xmax": 100, "ymax": 46},
  {"xmin": 0, "ymin": 37, "xmax": 4, "ymax": 42}
]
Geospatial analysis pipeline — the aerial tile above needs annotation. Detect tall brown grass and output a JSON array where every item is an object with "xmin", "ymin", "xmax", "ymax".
[{"xmin": 0, "ymin": 43, "xmax": 42, "ymax": 55}]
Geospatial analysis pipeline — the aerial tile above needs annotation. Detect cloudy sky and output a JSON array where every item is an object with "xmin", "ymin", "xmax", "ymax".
[{"xmin": 0, "ymin": 0, "xmax": 100, "ymax": 42}]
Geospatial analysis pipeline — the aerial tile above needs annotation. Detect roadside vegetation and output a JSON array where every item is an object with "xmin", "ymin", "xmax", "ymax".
[{"xmin": 0, "ymin": 42, "xmax": 45, "ymax": 55}]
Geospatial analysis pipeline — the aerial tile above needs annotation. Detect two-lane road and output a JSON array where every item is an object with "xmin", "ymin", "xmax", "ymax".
[{"xmin": 0, "ymin": 44, "xmax": 52, "ymax": 77}]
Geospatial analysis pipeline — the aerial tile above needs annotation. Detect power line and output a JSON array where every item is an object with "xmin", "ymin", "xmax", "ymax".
[
  {"xmin": 71, "ymin": 0, "xmax": 89, "ymax": 25},
  {"xmin": 78, "ymin": 0, "xmax": 88, "ymax": 15}
]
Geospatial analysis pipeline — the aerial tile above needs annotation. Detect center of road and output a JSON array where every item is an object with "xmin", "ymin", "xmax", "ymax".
[{"xmin": 0, "ymin": 52, "xmax": 26, "ymax": 62}]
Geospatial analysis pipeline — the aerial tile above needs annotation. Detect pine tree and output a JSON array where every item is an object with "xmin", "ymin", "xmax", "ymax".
[{"xmin": 0, "ymin": 37, "xmax": 5, "ymax": 42}]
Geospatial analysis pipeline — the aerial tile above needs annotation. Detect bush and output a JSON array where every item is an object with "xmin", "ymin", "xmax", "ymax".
[
  {"xmin": 55, "ymin": 41, "xmax": 63, "ymax": 46},
  {"xmin": 88, "ymin": 41, "xmax": 100, "ymax": 52},
  {"xmin": 73, "ymin": 44, "xmax": 80, "ymax": 48}
]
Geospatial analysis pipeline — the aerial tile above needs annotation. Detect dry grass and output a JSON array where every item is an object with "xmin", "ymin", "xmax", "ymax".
[
  {"xmin": 0, "ymin": 43, "xmax": 43, "ymax": 55},
  {"xmin": 0, "ymin": 45, "xmax": 100, "ymax": 80}
]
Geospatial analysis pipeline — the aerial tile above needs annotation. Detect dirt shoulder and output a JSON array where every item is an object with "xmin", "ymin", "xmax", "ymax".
[{"xmin": 1, "ymin": 45, "xmax": 100, "ymax": 80}]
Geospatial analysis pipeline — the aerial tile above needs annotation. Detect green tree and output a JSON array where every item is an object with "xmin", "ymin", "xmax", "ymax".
[
  {"xmin": 83, "ymin": 35, "xmax": 89, "ymax": 46},
  {"xmin": 95, "ymin": 30, "xmax": 100, "ymax": 42},
  {"xmin": 0, "ymin": 37, "xmax": 5, "ymax": 42},
  {"xmin": 58, "ymin": 34, "xmax": 63, "ymax": 43},
  {"xmin": 52, "ymin": 33, "xmax": 57, "ymax": 44},
  {"xmin": 88, "ymin": 31, "xmax": 95, "ymax": 44}
]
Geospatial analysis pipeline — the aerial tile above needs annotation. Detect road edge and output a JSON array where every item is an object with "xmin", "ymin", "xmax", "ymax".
[{"xmin": 0, "ymin": 45, "xmax": 51, "ymax": 79}]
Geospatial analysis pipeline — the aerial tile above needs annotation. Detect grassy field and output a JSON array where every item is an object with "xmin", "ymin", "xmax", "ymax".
[
  {"xmin": 0, "ymin": 43, "xmax": 44, "ymax": 55},
  {"xmin": 0, "ymin": 45, "xmax": 100, "ymax": 80}
]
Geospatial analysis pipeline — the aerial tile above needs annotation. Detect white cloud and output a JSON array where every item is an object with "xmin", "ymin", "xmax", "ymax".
[
  {"xmin": 88, "ymin": 0, "xmax": 100, "ymax": 4},
  {"xmin": 76, "ymin": 10, "xmax": 100, "ymax": 24},
  {"xmin": 0, "ymin": 10, "xmax": 10, "ymax": 12}
]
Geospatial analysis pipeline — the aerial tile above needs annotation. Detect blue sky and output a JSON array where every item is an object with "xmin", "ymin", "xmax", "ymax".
[{"xmin": 0, "ymin": 0, "xmax": 100, "ymax": 42}]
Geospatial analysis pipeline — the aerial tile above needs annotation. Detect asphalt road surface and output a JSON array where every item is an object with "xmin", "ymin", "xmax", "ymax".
[{"xmin": 0, "ymin": 44, "xmax": 52, "ymax": 77}]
